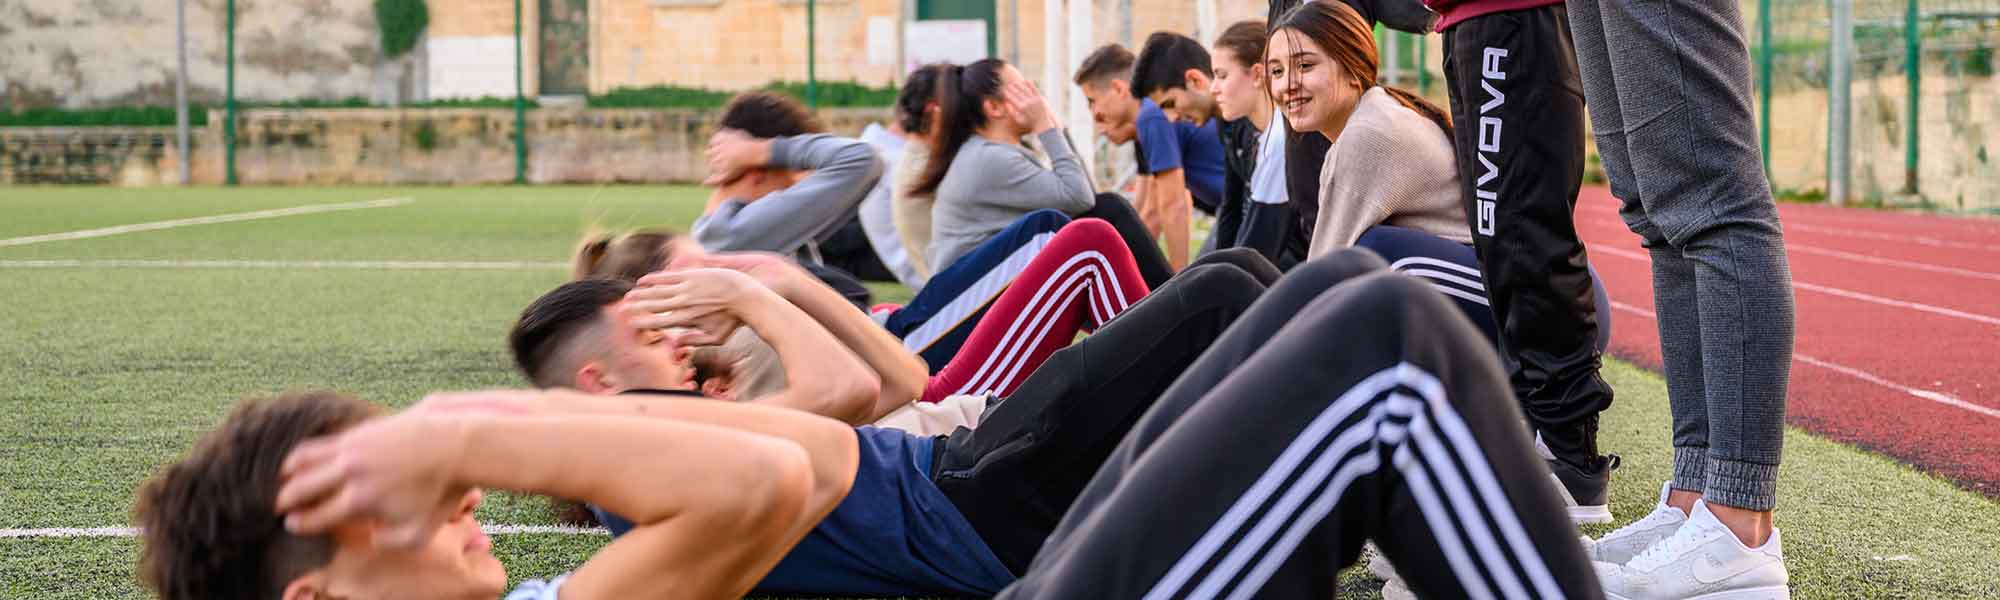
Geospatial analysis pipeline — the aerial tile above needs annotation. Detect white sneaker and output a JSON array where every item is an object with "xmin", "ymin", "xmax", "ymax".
[
  {"xmin": 1365, "ymin": 544, "xmax": 1416, "ymax": 600},
  {"xmin": 1584, "ymin": 482, "xmax": 1689, "ymax": 565},
  {"xmin": 1596, "ymin": 500, "xmax": 1790, "ymax": 600}
]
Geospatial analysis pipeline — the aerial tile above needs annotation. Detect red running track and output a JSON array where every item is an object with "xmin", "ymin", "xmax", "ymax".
[{"xmin": 1573, "ymin": 187, "xmax": 2000, "ymax": 497}]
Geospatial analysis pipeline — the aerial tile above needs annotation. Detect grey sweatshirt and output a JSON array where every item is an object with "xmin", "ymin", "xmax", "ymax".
[
  {"xmin": 928, "ymin": 128, "xmax": 1095, "ymax": 269},
  {"xmin": 692, "ymin": 134, "xmax": 885, "ymax": 255}
]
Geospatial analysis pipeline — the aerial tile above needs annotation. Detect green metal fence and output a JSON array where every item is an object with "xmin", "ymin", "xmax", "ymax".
[
  {"xmin": 1383, "ymin": 1, "xmax": 1999, "ymax": 212},
  {"xmin": 1754, "ymin": 0, "xmax": 1999, "ymax": 210}
]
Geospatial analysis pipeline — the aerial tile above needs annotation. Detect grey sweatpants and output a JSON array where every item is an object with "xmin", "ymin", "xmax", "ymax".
[{"xmin": 1568, "ymin": 0, "xmax": 1796, "ymax": 511}]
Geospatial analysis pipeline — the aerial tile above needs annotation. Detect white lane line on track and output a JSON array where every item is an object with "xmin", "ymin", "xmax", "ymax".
[
  {"xmin": 0, "ymin": 197, "xmax": 414, "ymax": 247},
  {"xmin": 1606, "ymin": 302, "xmax": 1999, "ymax": 421},
  {"xmin": 0, "ymin": 259, "xmax": 568, "ymax": 270},
  {"xmin": 1787, "ymin": 244, "xmax": 2000, "ymax": 282},
  {"xmin": 1784, "ymin": 222, "xmax": 2000, "ymax": 253},
  {"xmin": 1590, "ymin": 244, "xmax": 2000, "ymax": 328},
  {"xmin": 0, "ymin": 524, "xmax": 607, "ymax": 539},
  {"xmin": 1577, "ymin": 215, "xmax": 2000, "ymax": 282}
]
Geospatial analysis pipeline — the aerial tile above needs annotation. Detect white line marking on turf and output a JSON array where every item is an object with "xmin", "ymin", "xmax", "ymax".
[
  {"xmin": 0, "ymin": 197, "xmax": 413, "ymax": 247},
  {"xmin": 1607, "ymin": 302, "xmax": 1999, "ymax": 421},
  {"xmin": 0, "ymin": 524, "xmax": 607, "ymax": 539},
  {"xmin": 0, "ymin": 259, "xmax": 567, "ymax": 270},
  {"xmin": 1592, "ymin": 245, "xmax": 2000, "ymax": 328}
]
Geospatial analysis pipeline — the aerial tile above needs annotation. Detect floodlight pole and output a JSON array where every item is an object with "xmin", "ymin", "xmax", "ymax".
[
  {"xmin": 224, "ymin": 0, "xmax": 237, "ymax": 186},
  {"xmin": 514, "ymin": 0, "xmax": 528, "ymax": 184},
  {"xmin": 1829, "ymin": 0, "xmax": 1852, "ymax": 206},
  {"xmin": 175, "ymin": 0, "xmax": 190, "ymax": 185},
  {"xmin": 808, "ymin": 0, "xmax": 818, "ymax": 108},
  {"xmin": 1757, "ymin": 0, "xmax": 1772, "ymax": 181},
  {"xmin": 1902, "ymin": 0, "xmax": 1919, "ymax": 194}
]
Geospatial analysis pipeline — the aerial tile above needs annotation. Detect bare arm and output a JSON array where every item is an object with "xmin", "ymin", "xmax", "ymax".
[
  {"xmin": 630, "ymin": 269, "xmax": 882, "ymax": 424},
  {"xmin": 1151, "ymin": 168, "xmax": 1192, "ymax": 271},
  {"xmin": 276, "ymin": 398, "xmax": 850, "ymax": 600},
  {"xmin": 671, "ymin": 253, "xmax": 928, "ymax": 422}
]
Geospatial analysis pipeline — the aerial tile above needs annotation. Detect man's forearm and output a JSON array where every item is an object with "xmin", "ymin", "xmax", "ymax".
[
  {"xmin": 780, "ymin": 275, "xmax": 928, "ymax": 420},
  {"xmin": 451, "ymin": 413, "xmax": 810, "ymax": 527},
  {"xmin": 733, "ymin": 286, "xmax": 882, "ymax": 424},
  {"xmin": 523, "ymin": 389, "xmax": 860, "ymax": 508},
  {"xmin": 1156, "ymin": 171, "xmax": 1192, "ymax": 270}
]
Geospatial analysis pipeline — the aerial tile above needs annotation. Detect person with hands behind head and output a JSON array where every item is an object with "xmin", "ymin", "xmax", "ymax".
[
  {"xmin": 693, "ymin": 92, "xmax": 894, "ymax": 283},
  {"xmin": 131, "ymin": 383, "xmax": 858, "ymax": 600},
  {"xmin": 914, "ymin": 59, "xmax": 1099, "ymax": 272}
]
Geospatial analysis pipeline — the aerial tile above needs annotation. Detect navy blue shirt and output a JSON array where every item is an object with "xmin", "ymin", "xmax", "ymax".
[
  {"xmin": 593, "ymin": 423, "xmax": 1012, "ymax": 597},
  {"xmin": 1134, "ymin": 97, "xmax": 1227, "ymax": 214}
]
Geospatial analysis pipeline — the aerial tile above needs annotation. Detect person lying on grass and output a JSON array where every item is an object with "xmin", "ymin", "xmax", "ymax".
[
  {"xmin": 573, "ymin": 218, "xmax": 1154, "ymax": 418},
  {"xmin": 133, "ymin": 250, "xmax": 1606, "ymax": 600},
  {"xmin": 515, "ymin": 251, "xmax": 1274, "ymax": 595}
]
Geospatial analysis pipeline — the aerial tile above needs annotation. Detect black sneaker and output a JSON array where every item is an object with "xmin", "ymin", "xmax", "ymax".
[{"xmin": 1535, "ymin": 432, "xmax": 1617, "ymax": 524}]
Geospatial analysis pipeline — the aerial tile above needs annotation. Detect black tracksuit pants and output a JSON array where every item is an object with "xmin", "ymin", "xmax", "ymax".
[
  {"xmin": 934, "ymin": 249, "xmax": 1276, "ymax": 573},
  {"xmin": 1442, "ymin": 6, "xmax": 1615, "ymax": 457},
  {"xmin": 998, "ymin": 249, "xmax": 1602, "ymax": 599}
]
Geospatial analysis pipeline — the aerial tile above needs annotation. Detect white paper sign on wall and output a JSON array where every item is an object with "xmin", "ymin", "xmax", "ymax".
[{"xmin": 904, "ymin": 19, "xmax": 988, "ymax": 73}]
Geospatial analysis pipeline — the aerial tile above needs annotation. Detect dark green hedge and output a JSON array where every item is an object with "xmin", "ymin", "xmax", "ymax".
[
  {"xmin": 373, "ymin": 0, "xmax": 430, "ymax": 60},
  {"xmin": 590, "ymin": 81, "xmax": 899, "ymax": 108}
]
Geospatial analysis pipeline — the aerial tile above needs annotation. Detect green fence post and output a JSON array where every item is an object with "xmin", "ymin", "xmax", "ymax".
[
  {"xmin": 1757, "ymin": 0, "xmax": 1772, "ymax": 183},
  {"xmin": 224, "ymin": 0, "xmax": 237, "ymax": 186},
  {"xmin": 807, "ymin": 0, "xmax": 819, "ymax": 109},
  {"xmin": 1418, "ymin": 32, "xmax": 1430, "ymax": 95},
  {"xmin": 513, "ymin": 0, "xmax": 527, "ymax": 184},
  {"xmin": 1903, "ymin": 0, "xmax": 1919, "ymax": 194}
]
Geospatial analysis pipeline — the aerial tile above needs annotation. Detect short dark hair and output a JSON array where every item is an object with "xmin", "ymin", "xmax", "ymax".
[
  {"xmin": 1073, "ymin": 44, "xmax": 1136, "ymax": 87},
  {"xmin": 718, "ymin": 91, "xmax": 826, "ymax": 139},
  {"xmin": 1131, "ymin": 31, "xmax": 1213, "ymax": 98},
  {"xmin": 510, "ymin": 278, "xmax": 633, "ymax": 388},
  {"xmin": 134, "ymin": 392, "xmax": 383, "ymax": 600}
]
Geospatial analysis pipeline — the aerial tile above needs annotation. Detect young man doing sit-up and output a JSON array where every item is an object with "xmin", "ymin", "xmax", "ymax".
[
  {"xmin": 512, "ymin": 250, "xmax": 1277, "ymax": 596},
  {"xmin": 137, "ymin": 250, "xmax": 1605, "ymax": 600}
]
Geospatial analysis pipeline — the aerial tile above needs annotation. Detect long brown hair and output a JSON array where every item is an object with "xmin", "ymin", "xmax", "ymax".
[
  {"xmin": 909, "ymin": 59, "xmax": 1009, "ymax": 197},
  {"xmin": 1269, "ymin": 2, "xmax": 1451, "ymax": 135},
  {"xmin": 571, "ymin": 228, "xmax": 681, "ymax": 281}
]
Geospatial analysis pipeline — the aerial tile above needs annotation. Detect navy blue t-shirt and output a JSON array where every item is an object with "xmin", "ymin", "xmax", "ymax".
[
  {"xmin": 592, "ymin": 424, "xmax": 1012, "ymax": 597},
  {"xmin": 1134, "ymin": 97, "xmax": 1227, "ymax": 214}
]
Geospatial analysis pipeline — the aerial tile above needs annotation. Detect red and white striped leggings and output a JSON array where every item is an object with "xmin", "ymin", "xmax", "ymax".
[{"xmin": 920, "ymin": 218, "xmax": 1151, "ymax": 403}]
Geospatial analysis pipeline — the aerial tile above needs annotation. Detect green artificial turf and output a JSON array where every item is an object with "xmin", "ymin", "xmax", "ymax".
[{"xmin": 0, "ymin": 186, "xmax": 1992, "ymax": 599}]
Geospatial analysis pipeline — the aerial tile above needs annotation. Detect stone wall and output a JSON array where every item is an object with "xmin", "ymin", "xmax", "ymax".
[
  {"xmin": 0, "ymin": 0, "xmax": 408, "ymax": 110},
  {"xmin": 0, "ymin": 107, "xmax": 892, "ymax": 186}
]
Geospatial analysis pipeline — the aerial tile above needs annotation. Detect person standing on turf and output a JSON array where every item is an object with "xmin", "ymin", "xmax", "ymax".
[
  {"xmin": 1428, "ymin": 0, "xmax": 1620, "ymax": 526},
  {"xmin": 1571, "ymin": 0, "xmax": 1798, "ymax": 597}
]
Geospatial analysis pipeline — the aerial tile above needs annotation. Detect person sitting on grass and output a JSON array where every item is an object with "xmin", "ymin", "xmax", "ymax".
[
  {"xmin": 913, "ymin": 58, "xmax": 1171, "ymax": 288},
  {"xmin": 576, "ymin": 214, "xmax": 1158, "ymax": 405},
  {"xmin": 693, "ymin": 91, "xmax": 896, "ymax": 284},
  {"xmin": 1076, "ymin": 41, "xmax": 1230, "ymax": 271},
  {"xmin": 132, "ymin": 252, "xmax": 1607, "ymax": 600}
]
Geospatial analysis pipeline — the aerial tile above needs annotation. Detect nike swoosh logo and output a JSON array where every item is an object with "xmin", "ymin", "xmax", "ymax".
[{"xmin": 1691, "ymin": 547, "xmax": 1770, "ymax": 584}]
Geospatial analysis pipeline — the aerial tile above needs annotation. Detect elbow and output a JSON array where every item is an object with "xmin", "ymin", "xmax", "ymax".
[
  {"xmin": 830, "ymin": 370, "xmax": 882, "ymax": 425},
  {"xmin": 736, "ymin": 441, "xmax": 817, "ymax": 536}
]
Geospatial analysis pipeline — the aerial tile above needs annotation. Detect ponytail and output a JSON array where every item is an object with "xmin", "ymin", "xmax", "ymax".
[
  {"xmin": 571, "ymin": 233, "xmax": 614, "ymax": 280},
  {"xmin": 909, "ymin": 59, "xmax": 1008, "ymax": 197},
  {"xmin": 570, "ymin": 228, "xmax": 682, "ymax": 282}
]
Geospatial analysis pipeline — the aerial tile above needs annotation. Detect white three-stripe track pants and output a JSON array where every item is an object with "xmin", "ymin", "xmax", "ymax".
[{"xmin": 999, "ymin": 249, "xmax": 1605, "ymax": 600}]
